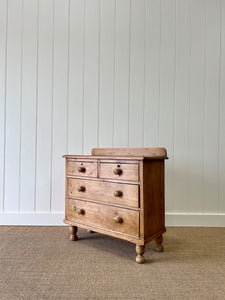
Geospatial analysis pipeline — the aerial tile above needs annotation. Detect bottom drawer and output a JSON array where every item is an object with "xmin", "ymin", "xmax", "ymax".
[{"xmin": 66, "ymin": 198, "xmax": 139, "ymax": 237}]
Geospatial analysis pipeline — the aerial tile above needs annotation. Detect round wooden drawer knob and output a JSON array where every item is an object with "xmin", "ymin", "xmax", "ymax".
[
  {"xmin": 78, "ymin": 166, "xmax": 86, "ymax": 173},
  {"xmin": 114, "ymin": 190, "xmax": 123, "ymax": 198},
  {"xmin": 114, "ymin": 216, "xmax": 123, "ymax": 223},
  {"xmin": 77, "ymin": 208, "xmax": 85, "ymax": 215},
  {"xmin": 77, "ymin": 186, "xmax": 86, "ymax": 192},
  {"xmin": 113, "ymin": 168, "xmax": 122, "ymax": 175}
]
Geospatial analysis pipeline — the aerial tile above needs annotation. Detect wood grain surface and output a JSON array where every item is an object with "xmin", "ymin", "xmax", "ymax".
[
  {"xmin": 99, "ymin": 162, "xmax": 139, "ymax": 182},
  {"xmin": 66, "ymin": 198, "xmax": 139, "ymax": 237},
  {"xmin": 67, "ymin": 177, "xmax": 139, "ymax": 208},
  {"xmin": 67, "ymin": 160, "xmax": 97, "ymax": 177},
  {"xmin": 91, "ymin": 147, "xmax": 167, "ymax": 157}
]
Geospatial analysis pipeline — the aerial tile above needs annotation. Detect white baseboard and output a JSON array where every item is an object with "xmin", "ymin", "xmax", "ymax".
[
  {"xmin": 0, "ymin": 212, "xmax": 65, "ymax": 226},
  {"xmin": 165, "ymin": 213, "xmax": 225, "ymax": 227},
  {"xmin": 0, "ymin": 212, "xmax": 225, "ymax": 227}
]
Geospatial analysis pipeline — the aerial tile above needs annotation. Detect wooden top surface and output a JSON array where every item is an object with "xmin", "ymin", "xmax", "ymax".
[
  {"xmin": 92, "ymin": 147, "xmax": 167, "ymax": 157},
  {"xmin": 63, "ymin": 148, "xmax": 168, "ymax": 160},
  {"xmin": 63, "ymin": 155, "xmax": 167, "ymax": 160}
]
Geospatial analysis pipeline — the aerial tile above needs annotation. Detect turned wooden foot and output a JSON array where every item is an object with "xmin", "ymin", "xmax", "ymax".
[
  {"xmin": 153, "ymin": 235, "xmax": 164, "ymax": 252},
  {"xmin": 136, "ymin": 245, "xmax": 145, "ymax": 263},
  {"xmin": 69, "ymin": 226, "xmax": 78, "ymax": 241}
]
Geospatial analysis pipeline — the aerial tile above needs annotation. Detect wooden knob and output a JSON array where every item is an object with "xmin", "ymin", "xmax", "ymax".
[
  {"xmin": 113, "ymin": 168, "xmax": 122, "ymax": 175},
  {"xmin": 77, "ymin": 208, "xmax": 85, "ymax": 215},
  {"xmin": 114, "ymin": 190, "xmax": 123, "ymax": 197},
  {"xmin": 77, "ymin": 186, "xmax": 85, "ymax": 192},
  {"xmin": 114, "ymin": 216, "xmax": 123, "ymax": 223},
  {"xmin": 78, "ymin": 166, "xmax": 86, "ymax": 173}
]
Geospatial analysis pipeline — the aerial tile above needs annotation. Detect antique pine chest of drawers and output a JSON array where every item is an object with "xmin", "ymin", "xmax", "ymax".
[{"xmin": 63, "ymin": 148, "xmax": 167, "ymax": 263}]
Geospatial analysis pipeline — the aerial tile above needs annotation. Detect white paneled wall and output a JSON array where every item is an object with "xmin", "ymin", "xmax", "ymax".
[{"xmin": 0, "ymin": 0, "xmax": 225, "ymax": 226}]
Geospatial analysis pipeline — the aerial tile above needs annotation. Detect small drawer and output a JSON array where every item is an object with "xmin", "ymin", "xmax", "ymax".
[
  {"xmin": 67, "ymin": 160, "xmax": 97, "ymax": 178},
  {"xmin": 66, "ymin": 198, "xmax": 139, "ymax": 237},
  {"xmin": 67, "ymin": 178, "xmax": 139, "ymax": 208},
  {"xmin": 99, "ymin": 163, "xmax": 139, "ymax": 182}
]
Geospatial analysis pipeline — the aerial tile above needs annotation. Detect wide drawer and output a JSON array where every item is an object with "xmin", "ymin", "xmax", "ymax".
[
  {"xmin": 66, "ymin": 198, "xmax": 139, "ymax": 237},
  {"xmin": 67, "ymin": 178, "xmax": 139, "ymax": 208},
  {"xmin": 99, "ymin": 163, "xmax": 139, "ymax": 182},
  {"xmin": 67, "ymin": 160, "xmax": 97, "ymax": 177}
]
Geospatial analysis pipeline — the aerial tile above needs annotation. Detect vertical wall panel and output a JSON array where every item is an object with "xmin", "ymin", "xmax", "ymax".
[
  {"xmin": 0, "ymin": 0, "xmax": 224, "ymax": 224},
  {"xmin": 204, "ymin": 0, "xmax": 220, "ymax": 212},
  {"xmin": 36, "ymin": 0, "xmax": 54, "ymax": 212},
  {"xmin": 51, "ymin": 0, "xmax": 69, "ymax": 212},
  {"xmin": 68, "ymin": 0, "xmax": 85, "ymax": 154},
  {"xmin": 83, "ymin": 0, "xmax": 99, "ymax": 154},
  {"xmin": 128, "ymin": 0, "xmax": 145, "ymax": 147},
  {"xmin": 98, "ymin": 0, "xmax": 115, "ymax": 148},
  {"xmin": 220, "ymin": 0, "xmax": 225, "ymax": 212},
  {"xmin": 189, "ymin": 0, "xmax": 205, "ymax": 212},
  {"xmin": 113, "ymin": 0, "xmax": 130, "ymax": 147},
  {"xmin": 20, "ymin": 0, "xmax": 38, "ymax": 212},
  {"xmin": 173, "ymin": 0, "xmax": 191, "ymax": 212},
  {"xmin": 4, "ymin": 0, "xmax": 23, "ymax": 211},
  {"xmin": 144, "ymin": 0, "xmax": 161, "ymax": 147},
  {"xmin": 159, "ymin": 0, "xmax": 176, "ymax": 212},
  {"xmin": 0, "ymin": 0, "xmax": 7, "ymax": 212}
]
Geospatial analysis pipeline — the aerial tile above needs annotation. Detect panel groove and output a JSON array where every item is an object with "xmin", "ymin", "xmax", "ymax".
[
  {"xmin": 218, "ymin": 0, "xmax": 222, "ymax": 210},
  {"xmin": 187, "ymin": 0, "xmax": 191, "ymax": 210},
  {"xmin": 202, "ymin": 0, "xmax": 207, "ymax": 213},
  {"xmin": 97, "ymin": 0, "xmax": 101, "ymax": 148},
  {"xmin": 143, "ymin": 0, "xmax": 146, "ymax": 147},
  {"xmin": 112, "ymin": 0, "xmax": 116, "ymax": 147},
  {"xmin": 34, "ymin": 0, "xmax": 39, "ymax": 212},
  {"xmin": 157, "ymin": 0, "xmax": 162, "ymax": 146},
  {"xmin": 82, "ymin": 0, "xmax": 86, "ymax": 155},
  {"xmin": 66, "ymin": 0, "xmax": 71, "ymax": 155},
  {"xmin": 127, "ymin": 0, "xmax": 131, "ymax": 147},
  {"xmin": 219, "ymin": 0, "xmax": 225, "ymax": 212},
  {"xmin": 188, "ymin": 0, "xmax": 191, "ymax": 204},
  {"xmin": 2, "ymin": 0, "xmax": 9, "ymax": 212},
  {"xmin": 19, "ymin": 0, "xmax": 24, "ymax": 212},
  {"xmin": 50, "ymin": 0, "xmax": 55, "ymax": 213},
  {"xmin": 172, "ymin": 0, "xmax": 176, "ymax": 210}
]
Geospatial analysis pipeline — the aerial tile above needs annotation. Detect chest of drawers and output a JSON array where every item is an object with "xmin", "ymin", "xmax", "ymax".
[{"xmin": 63, "ymin": 148, "xmax": 167, "ymax": 263}]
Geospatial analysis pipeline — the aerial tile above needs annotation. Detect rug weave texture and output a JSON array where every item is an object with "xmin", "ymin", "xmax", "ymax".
[{"xmin": 0, "ymin": 226, "xmax": 225, "ymax": 300}]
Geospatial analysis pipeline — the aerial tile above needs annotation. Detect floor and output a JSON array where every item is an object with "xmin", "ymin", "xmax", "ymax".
[{"xmin": 0, "ymin": 226, "xmax": 225, "ymax": 300}]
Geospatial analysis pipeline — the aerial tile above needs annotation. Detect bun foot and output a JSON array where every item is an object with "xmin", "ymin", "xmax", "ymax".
[
  {"xmin": 136, "ymin": 245, "xmax": 145, "ymax": 263},
  {"xmin": 152, "ymin": 235, "xmax": 164, "ymax": 252},
  {"xmin": 69, "ymin": 226, "xmax": 78, "ymax": 241}
]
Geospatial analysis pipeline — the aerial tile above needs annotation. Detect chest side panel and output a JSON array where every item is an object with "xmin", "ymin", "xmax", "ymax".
[{"xmin": 143, "ymin": 160, "xmax": 165, "ymax": 239}]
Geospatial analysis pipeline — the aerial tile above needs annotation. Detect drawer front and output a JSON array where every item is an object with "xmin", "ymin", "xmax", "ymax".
[
  {"xmin": 66, "ymin": 198, "xmax": 139, "ymax": 237},
  {"xmin": 99, "ymin": 163, "xmax": 139, "ymax": 182},
  {"xmin": 67, "ymin": 161, "xmax": 97, "ymax": 178},
  {"xmin": 67, "ymin": 178, "xmax": 139, "ymax": 208}
]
